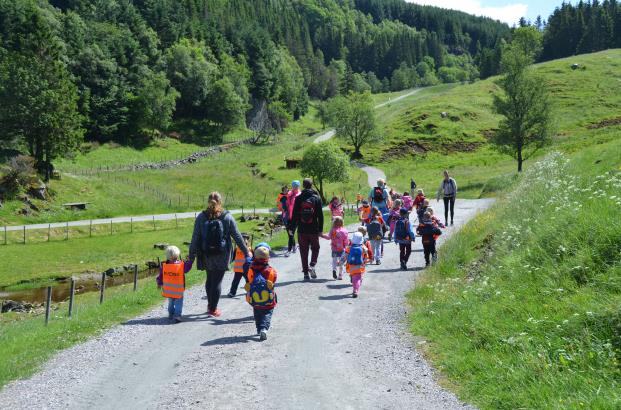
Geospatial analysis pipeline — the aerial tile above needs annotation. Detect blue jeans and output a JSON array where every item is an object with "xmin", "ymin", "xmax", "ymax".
[
  {"xmin": 167, "ymin": 297, "xmax": 183, "ymax": 317},
  {"xmin": 254, "ymin": 308, "xmax": 273, "ymax": 332},
  {"xmin": 370, "ymin": 239, "xmax": 382, "ymax": 262}
]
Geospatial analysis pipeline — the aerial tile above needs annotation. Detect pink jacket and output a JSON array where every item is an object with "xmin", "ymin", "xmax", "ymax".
[
  {"xmin": 388, "ymin": 208, "xmax": 401, "ymax": 231},
  {"xmin": 329, "ymin": 201, "xmax": 344, "ymax": 218},
  {"xmin": 328, "ymin": 227, "xmax": 349, "ymax": 252},
  {"xmin": 402, "ymin": 195, "xmax": 413, "ymax": 211},
  {"xmin": 286, "ymin": 189, "xmax": 300, "ymax": 221}
]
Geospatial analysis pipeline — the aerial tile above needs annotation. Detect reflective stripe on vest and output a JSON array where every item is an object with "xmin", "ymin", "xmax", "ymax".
[
  {"xmin": 162, "ymin": 263, "xmax": 185, "ymax": 299},
  {"xmin": 233, "ymin": 248, "xmax": 246, "ymax": 273}
]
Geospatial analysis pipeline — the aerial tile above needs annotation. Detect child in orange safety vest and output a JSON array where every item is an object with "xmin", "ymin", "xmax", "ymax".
[
  {"xmin": 245, "ymin": 245, "xmax": 277, "ymax": 341},
  {"xmin": 156, "ymin": 245, "xmax": 193, "ymax": 323},
  {"xmin": 228, "ymin": 234, "xmax": 252, "ymax": 298},
  {"xmin": 345, "ymin": 232, "xmax": 369, "ymax": 298},
  {"xmin": 358, "ymin": 200, "xmax": 372, "ymax": 226}
]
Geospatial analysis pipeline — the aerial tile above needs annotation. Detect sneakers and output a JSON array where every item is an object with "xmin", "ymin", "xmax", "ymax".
[
  {"xmin": 309, "ymin": 266, "xmax": 317, "ymax": 279},
  {"xmin": 292, "ymin": 246, "xmax": 297, "ymax": 254},
  {"xmin": 303, "ymin": 274, "xmax": 310, "ymax": 282},
  {"xmin": 227, "ymin": 292, "xmax": 235, "ymax": 298},
  {"xmin": 168, "ymin": 313, "xmax": 174, "ymax": 320},
  {"xmin": 400, "ymin": 262, "xmax": 407, "ymax": 271},
  {"xmin": 173, "ymin": 316, "xmax": 183, "ymax": 323},
  {"xmin": 352, "ymin": 293, "xmax": 358, "ymax": 298},
  {"xmin": 376, "ymin": 259, "xmax": 381, "ymax": 265},
  {"xmin": 332, "ymin": 270, "xmax": 337, "ymax": 279},
  {"xmin": 284, "ymin": 251, "xmax": 291, "ymax": 258},
  {"xmin": 259, "ymin": 329, "xmax": 268, "ymax": 341},
  {"xmin": 208, "ymin": 308, "xmax": 222, "ymax": 317},
  {"xmin": 451, "ymin": 221, "xmax": 454, "ymax": 226},
  {"xmin": 432, "ymin": 254, "xmax": 438, "ymax": 264},
  {"xmin": 338, "ymin": 274, "xmax": 343, "ymax": 280}
]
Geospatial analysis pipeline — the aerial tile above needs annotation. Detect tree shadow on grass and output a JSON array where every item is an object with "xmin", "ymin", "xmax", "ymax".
[{"xmin": 201, "ymin": 335, "xmax": 257, "ymax": 346}]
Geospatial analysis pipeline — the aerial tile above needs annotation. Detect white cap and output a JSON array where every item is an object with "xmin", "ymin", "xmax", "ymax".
[{"xmin": 351, "ymin": 232, "xmax": 363, "ymax": 245}]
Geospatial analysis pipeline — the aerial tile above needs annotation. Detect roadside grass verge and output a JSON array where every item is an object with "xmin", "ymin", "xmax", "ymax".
[{"xmin": 407, "ymin": 138, "xmax": 621, "ymax": 409}]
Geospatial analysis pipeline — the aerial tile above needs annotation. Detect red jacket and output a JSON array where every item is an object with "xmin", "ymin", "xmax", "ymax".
[{"xmin": 413, "ymin": 194, "xmax": 426, "ymax": 210}]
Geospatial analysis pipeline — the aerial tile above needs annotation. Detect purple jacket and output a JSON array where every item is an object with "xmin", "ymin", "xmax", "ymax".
[{"xmin": 156, "ymin": 260, "xmax": 193, "ymax": 287}]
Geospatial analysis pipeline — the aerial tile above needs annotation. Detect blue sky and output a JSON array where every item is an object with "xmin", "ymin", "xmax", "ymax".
[{"xmin": 407, "ymin": 0, "xmax": 566, "ymax": 26}]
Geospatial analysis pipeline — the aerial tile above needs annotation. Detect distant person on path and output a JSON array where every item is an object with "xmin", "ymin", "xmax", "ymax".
[
  {"xmin": 156, "ymin": 246, "xmax": 193, "ymax": 323},
  {"xmin": 436, "ymin": 170, "xmax": 457, "ymax": 226},
  {"xmin": 290, "ymin": 178, "xmax": 324, "ymax": 281},
  {"xmin": 227, "ymin": 234, "xmax": 252, "ymax": 298},
  {"xmin": 321, "ymin": 216, "xmax": 349, "ymax": 280},
  {"xmin": 328, "ymin": 196, "xmax": 344, "ymax": 220},
  {"xmin": 369, "ymin": 178, "xmax": 390, "ymax": 215},
  {"xmin": 417, "ymin": 212, "xmax": 443, "ymax": 267},
  {"xmin": 284, "ymin": 181, "xmax": 301, "ymax": 256},
  {"xmin": 189, "ymin": 192, "xmax": 250, "ymax": 317},
  {"xmin": 410, "ymin": 178, "xmax": 417, "ymax": 191},
  {"xmin": 245, "ymin": 245, "xmax": 277, "ymax": 341},
  {"xmin": 394, "ymin": 208, "xmax": 416, "ymax": 271},
  {"xmin": 345, "ymin": 232, "xmax": 368, "ymax": 298}
]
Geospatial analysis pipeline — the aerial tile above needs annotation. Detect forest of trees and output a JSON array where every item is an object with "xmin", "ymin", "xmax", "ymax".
[
  {"xmin": 541, "ymin": 0, "xmax": 621, "ymax": 61},
  {"xmin": 0, "ymin": 0, "xmax": 509, "ymax": 154}
]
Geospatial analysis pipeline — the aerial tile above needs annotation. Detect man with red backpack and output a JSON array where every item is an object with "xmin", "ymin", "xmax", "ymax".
[{"xmin": 290, "ymin": 178, "xmax": 324, "ymax": 281}]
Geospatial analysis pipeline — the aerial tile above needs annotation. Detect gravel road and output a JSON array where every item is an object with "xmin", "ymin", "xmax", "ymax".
[{"xmin": 0, "ymin": 198, "xmax": 492, "ymax": 410}]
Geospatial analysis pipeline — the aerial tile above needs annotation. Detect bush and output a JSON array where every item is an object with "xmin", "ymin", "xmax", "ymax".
[{"xmin": 0, "ymin": 155, "xmax": 37, "ymax": 199}]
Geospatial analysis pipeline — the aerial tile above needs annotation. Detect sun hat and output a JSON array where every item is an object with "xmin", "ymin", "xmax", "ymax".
[
  {"xmin": 291, "ymin": 180, "xmax": 301, "ymax": 188},
  {"xmin": 254, "ymin": 246, "xmax": 270, "ymax": 261},
  {"xmin": 351, "ymin": 232, "xmax": 363, "ymax": 245}
]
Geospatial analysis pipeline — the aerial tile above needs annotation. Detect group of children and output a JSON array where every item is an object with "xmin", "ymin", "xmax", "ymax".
[{"xmin": 156, "ymin": 186, "xmax": 448, "ymax": 339}]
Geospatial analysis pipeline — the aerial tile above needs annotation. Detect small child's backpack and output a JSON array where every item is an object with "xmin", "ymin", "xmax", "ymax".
[
  {"xmin": 394, "ymin": 218, "xmax": 410, "ymax": 241},
  {"xmin": 202, "ymin": 212, "xmax": 228, "ymax": 255},
  {"xmin": 347, "ymin": 245, "xmax": 364, "ymax": 265},
  {"xmin": 300, "ymin": 198, "xmax": 316, "ymax": 225},
  {"xmin": 367, "ymin": 219, "xmax": 382, "ymax": 240},
  {"xmin": 247, "ymin": 268, "xmax": 275, "ymax": 307},
  {"xmin": 373, "ymin": 186, "xmax": 384, "ymax": 203}
]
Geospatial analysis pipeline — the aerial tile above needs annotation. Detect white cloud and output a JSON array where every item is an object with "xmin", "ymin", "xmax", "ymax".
[{"xmin": 406, "ymin": 0, "xmax": 528, "ymax": 26}]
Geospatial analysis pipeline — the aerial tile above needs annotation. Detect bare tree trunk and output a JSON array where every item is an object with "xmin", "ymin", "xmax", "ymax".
[{"xmin": 517, "ymin": 147, "xmax": 523, "ymax": 172}]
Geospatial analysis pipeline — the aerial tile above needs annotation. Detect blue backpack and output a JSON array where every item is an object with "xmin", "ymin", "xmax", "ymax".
[
  {"xmin": 248, "ymin": 269, "xmax": 275, "ymax": 307},
  {"xmin": 201, "ymin": 212, "xmax": 228, "ymax": 255},
  {"xmin": 347, "ymin": 245, "xmax": 364, "ymax": 265},
  {"xmin": 394, "ymin": 218, "xmax": 409, "ymax": 241}
]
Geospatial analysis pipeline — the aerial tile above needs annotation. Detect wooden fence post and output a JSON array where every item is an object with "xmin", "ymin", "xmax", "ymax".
[
  {"xmin": 133, "ymin": 265, "xmax": 138, "ymax": 291},
  {"xmin": 99, "ymin": 272, "xmax": 106, "ymax": 304},
  {"xmin": 45, "ymin": 286, "xmax": 52, "ymax": 325},
  {"xmin": 48, "ymin": 224, "xmax": 51, "ymax": 242},
  {"xmin": 65, "ymin": 222, "xmax": 69, "ymax": 240},
  {"xmin": 23, "ymin": 226, "xmax": 26, "ymax": 244},
  {"xmin": 68, "ymin": 279, "xmax": 75, "ymax": 318}
]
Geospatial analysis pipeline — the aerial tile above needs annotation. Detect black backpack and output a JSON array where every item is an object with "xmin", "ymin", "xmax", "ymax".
[
  {"xmin": 300, "ymin": 197, "xmax": 316, "ymax": 225},
  {"xmin": 373, "ymin": 187, "xmax": 384, "ymax": 203},
  {"xmin": 202, "ymin": 212, "xmax": 228, "ymax": 255},
  {"xmin": 367, "ymin": 219, "xmax": 383, "ymax": 240}
]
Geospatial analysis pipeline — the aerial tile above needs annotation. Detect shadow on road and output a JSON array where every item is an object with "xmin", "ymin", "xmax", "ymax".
[
  {"xmin": 326, "ymin": 284, "xmax": 350, "ymax": 290},
  {"xmin": 208, "ymin": 316, "xmax": 254, "ymax": 326},
  {"xmin": 318, "ymin": 294, "xmax": 352, "ymax": 301},
  {"xmin": 201, "ymin": 335, "xmax": 257, "ymax": 346},
  {"xmin": 122, "ymin": 317, "xmax": 173, "ymax": 326}
]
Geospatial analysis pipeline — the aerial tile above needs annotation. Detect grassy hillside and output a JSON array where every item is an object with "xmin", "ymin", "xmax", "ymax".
[
  {"xmin": 365, "ymin": 49, "xmax": 621, "ymax": 199},
  {"xmin": 408, "ymin": 137, "xmax": 621, "ymax": 409}
]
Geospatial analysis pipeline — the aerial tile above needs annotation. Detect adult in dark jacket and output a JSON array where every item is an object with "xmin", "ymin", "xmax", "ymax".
[
  {"xmin": 189, "ymin": 192, "xmax": 250, "ymax": 317},
  {"xmin": 289, "ymin": 178, "xmax": 324, "ymax": 281}
]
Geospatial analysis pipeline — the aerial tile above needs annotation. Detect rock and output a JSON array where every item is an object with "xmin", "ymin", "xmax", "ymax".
[
  {"xmin": 146, "ymin": 261, "xmax": 159, "ymax": 269},
  {"xmin": 571, "ymin": 63, "xmax": 580, "ymax": 70},
  {"xmin": 2, "ymin": 300, "xmax": 35, "ymax": 313},
  {"xmin": 153, "ymin": 243, "xmax": 169, "ymax": 250},
  {"xmin": 440, "ymin": 112, "xmax": 448, "ymax": 118}
]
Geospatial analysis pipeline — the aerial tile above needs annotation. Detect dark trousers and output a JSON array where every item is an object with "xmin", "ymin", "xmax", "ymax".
[
  {"xmin": 298, "ymin": 233, "xmax": 320, "ymax": 275},
  {"xmin": 254, "ymin": 308, "xmax": 273, "ymax": 332},
  {"xmin": 205, "ymin": 270, "xmax": 226, "ymax": 310},
  {"xmin": 423, "ymin": 242, "xmax": 437, "ymax": 265},
  {"xmin": 443, "ymin": 196, "xmax": 455, "ymax": 224},
  {"xmin": 399, "ymin": 243, "xmax": 412, "ymax": 263},
  {"xmin": 286, "ymin": 221, "xmax": 296, "ymax": 251},
  {"xmin": 229, "ymin": 271, "xmax": 247, "ymax": 295}
]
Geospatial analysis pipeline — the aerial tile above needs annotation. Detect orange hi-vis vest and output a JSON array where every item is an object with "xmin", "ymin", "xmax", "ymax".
[
  {"xmin": 345, "ymin": 246, "xmax": 367, "ymax": 276},
  {"xmin": 161, "ymin": 263, "xmax": 185, "ymax": 299},
  {"xmin": 233, "ymin": 248, "xmax": 247, "ymax": 274},
  {"xmin": 277, "ymin": 193, "xmax": 285, "ymax": 212},
  {"xmin": 360, "ymin": 206, "xmax": 371, "ymax": 221}
]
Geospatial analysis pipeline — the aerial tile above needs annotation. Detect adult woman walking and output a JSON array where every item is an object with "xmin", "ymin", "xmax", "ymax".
[
  {"xmin": 436, "ymin": 170, "xmax": 457, "ymax": 226},
  {"xmin": 189, "ymin": 192, "xmax": 251, "ymax": 317}
]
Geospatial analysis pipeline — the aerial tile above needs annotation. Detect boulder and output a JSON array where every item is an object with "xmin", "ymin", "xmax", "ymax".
[
  {"xmin": 440, "ymin": 112, "xmax": 448, "ymax": 118},
  {"xmin": 153, "ymin": 243, "xmax": 169, "ymax": 250}
]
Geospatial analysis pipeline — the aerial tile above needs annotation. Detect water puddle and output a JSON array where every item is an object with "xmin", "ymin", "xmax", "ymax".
[{"xmin": 0, "ymin": 265, "xmax": 159, "ymax": 309}]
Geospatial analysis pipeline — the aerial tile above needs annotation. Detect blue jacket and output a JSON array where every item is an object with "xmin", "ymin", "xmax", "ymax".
[{"xmin": 393, "ymin": 218, "xmax": 416, "ymax": 245}]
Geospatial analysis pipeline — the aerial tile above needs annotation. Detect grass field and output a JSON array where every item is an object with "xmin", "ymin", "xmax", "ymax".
[
  {"xmin": 407, "ymin": 137, "xmax": 621, "ymax": 409},
  {"xmin": 359, "ymin": 49, "xmax": 621, "ymax": 199}
]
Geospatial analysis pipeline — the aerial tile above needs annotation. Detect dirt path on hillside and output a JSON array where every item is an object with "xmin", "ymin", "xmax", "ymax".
[{"xmin": 0, "ymin": 198, "xmax": 492, "ymax": 410}]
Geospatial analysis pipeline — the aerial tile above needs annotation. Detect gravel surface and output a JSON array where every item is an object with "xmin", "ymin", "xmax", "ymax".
[{"xmin": 0, "ymin": 198, "xmax": 492, "ymax": 410}]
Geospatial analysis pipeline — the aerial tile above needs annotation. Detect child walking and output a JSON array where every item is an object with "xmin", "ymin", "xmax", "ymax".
[
  {"xmin": 245, "ymin": 245, "xmax": 277, "ymax": 341},
  {"xmin": 228, "ymin": 234, "xmax": 252, "ymax": 298},
  {"xmin": 358, "ymin": 200, "xmax": 372, "ymax": 226},
  {"xmin": 157, "ymin": 246, "xmax": 193, "ymax": 323},
  {"xmin": 393, "ymin": 208, "xmax": 416, "ymax": 270},
  {"xmin": 402, "ymin": 192, "xmax": 414, "ymax": 212},
  {"xmin": 329, "ymin": 196, "xmax": 344, "ymax": 220},
  {"xmin": 357, "ymin": 226, "xmax": 374, "ymax": 264},
  {"xmin": 366, "ymin": 208, "xmax": 385, "ymax": 265},
  {"xmin": 345, "ymin": 232, "xmax": 368, "ymax": 298},
  {"xmin": 321, "ymin": 216, "xmax": 349, "ymax": 280},
  {"xmin": 387, "ymin": 199, "xmax": 402, "ymax": 241},
  {"xmin": 413, "ymin": 189, "xmax": 426, "ymax": 210},
  {"xmin": 417, "ymin": 212, "xmax": 443, "ymax": 266}
]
